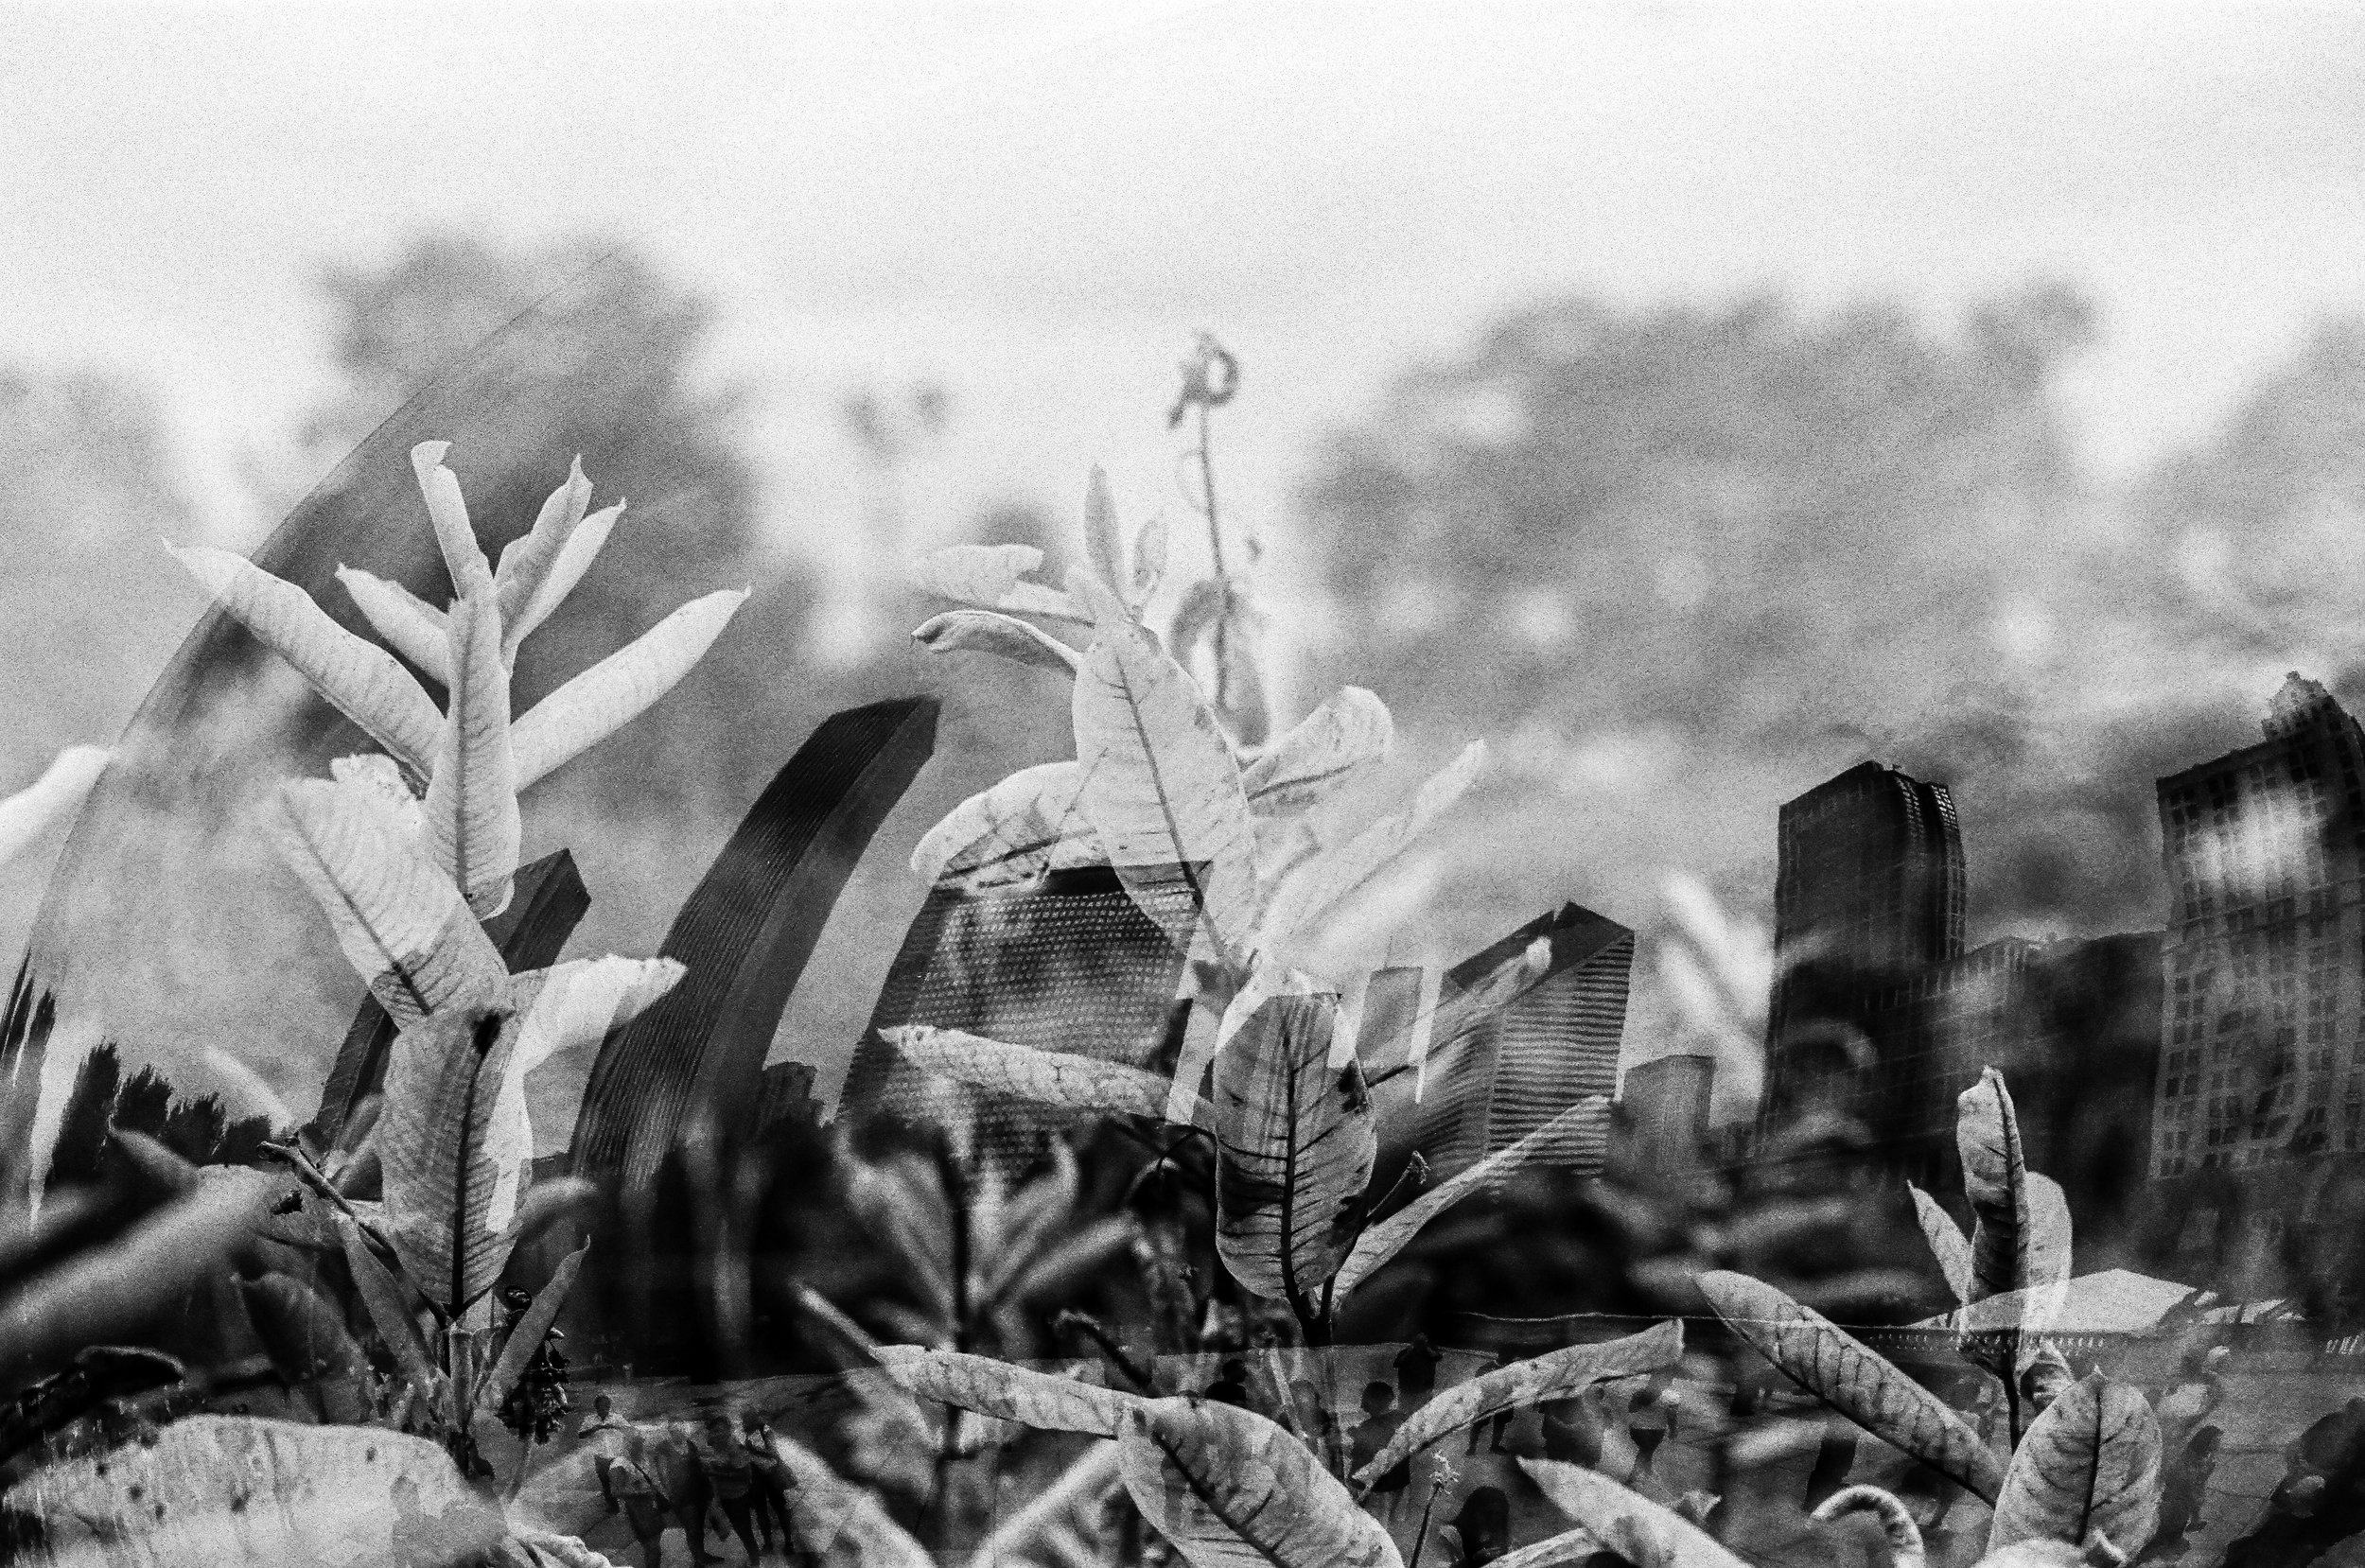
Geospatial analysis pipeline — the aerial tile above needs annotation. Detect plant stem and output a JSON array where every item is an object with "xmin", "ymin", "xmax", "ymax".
[
  {"xmin": 1196, "ymin": 401, "xmax": 1231, "ymax": 714},
  {"xmin": 1407, "ymin": 1475, "xmax": 1445, "ymax": 1568}
]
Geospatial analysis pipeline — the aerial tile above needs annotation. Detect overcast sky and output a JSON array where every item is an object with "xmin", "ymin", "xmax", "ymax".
[{"xmin": 6, "ymin": 1, "xmax": 2362, "ymax": 594}]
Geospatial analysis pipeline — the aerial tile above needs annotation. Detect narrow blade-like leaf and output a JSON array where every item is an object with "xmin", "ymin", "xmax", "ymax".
[
  {"xmin": 1910, "ymin": 1183, "xmax": 1973, "ymax": 1307},
  {"xmin": 1989, "ymin": 1372, "xmax": 2162, "ymax": 1558},
  {"xmin": 1696, "ymin": 1270, "xmax": 2005, "ymax": 1502},
  {"xmin": 1520, "ymin": 1460, "xmax": 1751, "ymax": 1568},
  {"xmin": 0, "ymin": 746, "xmax": 108, "ymax": 869},
  {"xmin": 1353, "ymin": 1321, "xmax": 1683, "ymax": 1488},
  {"xmin": 508, "ymin": 502, "xmax": 624, "ymax": 653},
  {"xmin": 510, "ymin": 587, "xmax": 748, "ymax": 788},
  {"xmin": 914, "ymin": 609, "xmax": 1083, "ymax": 673},
  {"xmin": 1240, "ymin": 687, "xmax": 1394, "ymax": 814},
  {"xmin": 1082, "ymin": 465, "xmax": 1126, "ymax": 591},
  {"xmin": 1072, "ymin": 592, "xmax": 1260, "ymax": 954},
  {"xmin": 913, "ymin": 543, "xmax": 1087, "ymax": 622},
  {"xmin": 411, "ymin": 441, "xmax": 494, "ymax": 598},
  {"xmin": 1255, "ymin": 741, "xmax": 1483, "ymax": 948},
  {"xmin": 1211, "ymin": 988, "xmax": 1375, "ymax": 1303},
  {"xmin": 332, "ymin": 1210, "xmax": 434, "ymax": 1387},
  {"xmin": 874, "ymin": 1346, "xmax": 1136, "ymax": 1437},
  {"xmin": 424, "ymin": 592, "xmax": 520, "ymax": 917},
  {"xmin": 272, "ymin": 777, "xmax": 504, "ymax": 1030},
  {"xmin": 337, "ymin": 566, "xmax": 451, "ymax": 685},
  {"xmin": 495, "ymin": 457, "xmax": 593, "ymax": 639},
  {"xmin": 1130, "ymin": 512, "xmax": 1167, "ymax": 613},
  {"xmin": 170, "ymin": 543, "xmax": 439, "ymax": 775},
  {"xmin": 1335, "ymin": 1099, "xmax": 1607, "ymax": 1298},
  {"xmin": 1118, "ymin": 1398, "xmax": 1401, "ymax": 1568},
  {"xmin": 885, "ymin": 1024, "xmax": 1214, "ymax": 1128},
  {"xmin": 475, "ymin": 1242, "xmax": 588, "ymax": 1419},
  {"xmin": 965, "ymin": 1442, "xmax": 1124, "ymax": 1568}
]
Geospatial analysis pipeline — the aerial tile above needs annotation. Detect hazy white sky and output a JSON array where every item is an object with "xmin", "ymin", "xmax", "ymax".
[{"xmin": 6, "ymin": 1, "xmax": 2362, "ymax": 602}]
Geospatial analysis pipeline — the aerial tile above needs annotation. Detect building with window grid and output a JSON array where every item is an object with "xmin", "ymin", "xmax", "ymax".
[{"xmin": 2150, "ymin": 673, "xmax": 2365, "ymax": 1179}]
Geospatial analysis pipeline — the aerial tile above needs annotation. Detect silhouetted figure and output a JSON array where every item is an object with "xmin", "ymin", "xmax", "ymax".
[
  {"xmin": 1628, "ymin": 1385, "xmax": 1676, "ymax": 1476},
  {"xmin": 1397, "ymin": 1337, "xmax": 1443, "ymax": 1408},
  {"xmin": 1801, "ymin": 1410, "xmax": 1858, "ymax": 1510},
  {"xmin": 608, "ymin": 1430, "xmax": 674, "ymax": 1568},
  {"xmin": 1444, "ymin": 1486, "xmax": 1511, "ymax": 1568},
  {"xmin": 577, "ymin": 1394, "xmax": 632, "ymax": 1512},
  {"xmin": 1206, "ymin": 1359, "xmax": 1253, "ymax": 1408},
  {"xmin": 742, "ymin": 1412, "xmax": 799, "ymax": 1560},
  {"xmin": 1464, "ymin": 1352, "xmax": 1513, "ymax": 1454},
  {"xmin": 691, "ymin": 1412, "xmax": 762, "ymax": 1563},
  {"xmin": 1353, "ymin": 1383, "xmax": 1411, "ymax": 1522},
  {"xmin": 2221, "ymin": 1398, "xmax": 2365, "ymax": 1568},
  {"xmin": 2155, "ymin": 1424, "xmax": 2222, "ymax": 1548},
  {"xmin": 1293, "ymin": 1377, "xmax": 1345, "ymax": 1472}
]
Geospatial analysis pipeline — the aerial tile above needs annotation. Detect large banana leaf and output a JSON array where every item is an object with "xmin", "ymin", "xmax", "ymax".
[
  {"xmin": 1210, "ymin": 988, "xmax": 1374, "ymax": 1305},
  {"xmin": 1118, "ymin": 1397, "xmax": 1402, "ymax": 1568},
  {"xmin": 423, "ymin": 591, "xmax": 519, "ymax": 918},
  {"xmin": 378, "ymin": 1004, "xmax": 524, "ymax": 1312},
  {"xmin": 875, "ymin": 1346, "xmax": 1135, "ymax": 1437}
]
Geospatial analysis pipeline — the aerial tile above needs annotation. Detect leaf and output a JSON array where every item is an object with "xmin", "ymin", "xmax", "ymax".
[
  {"xmin": 1071, "ymin": 593, "xmax": 1261, "ymax": 954},
  {"xmin": 1334, "ymin": 1100, "xmax": 1606, "ymax": 1298},
  {"xmin": 1695, "ymin": 1270, "xmax": 2006, "ymax": 1503},
  {"xmin": 336, "ymin": 565, "xmax": 451, "ymax": 685},
  {"xmin": 1353, "ymin": 1320, "xmax": 1683, "ymax": 1488},
  {"xmin": 768, "ymin": 1428, "xmax": 936, "ymax": 1568},
  {"xmin": 272, "ymin": 777, "xmax": 504, "ymax": 1030},
  {"xmin": 911, "ymin": 761, "xmax": 1099, "ymax": 891},
  {"xmin": 875, "ymin": 1346, "xmax": 1136, "ymax": 1437},
  {"xmin": 509, "ymin": 587, "xmax": 748, "ymax": 788},
  {"xmin": 784, "ymin": 1283, "xmax": 937, "ymax": 1449},
  {"xmin": 964, "ymin": 1442, "xmax": 1124, "ymax": 1568},
  {"xmin": 239, "ymin": 1273, "xmax": 370, "ymax": 1385},
  {"xmin": 329, "ymin": 752, "xmax": 425, "ymax": 842},
  {"xmin": 2, "ymin": 1414, "xmax": 501, "ymax": 1566},
  {"xmin": 1166, "ymin": 578, "xmax": 1272, "ymax": 746},
  {"xmin": 412, "ymin": 440, "xmax": 494, "ymax": 599},
  {"xmin": 1520, "ymin": 1459, "xmax": 1750, "ymax": 1568},
  {"xmin": 169, "ymin": 543, "xmax": 440, "ymax": 775},
  {"xmin": 1254, "ymin": 741, "xmax": 1483, "ymax": 948},
  {"xmin": 913, "ymin": 543, "xmax": 1088, "ymax": 622},
  {"xmin": 1130, "ymin": 512, "xmax": 1167, "ymax": 613},
  {"xmin": 913, "ymin": 609, "xmax": 1084, "ymax": 674},
  {"xmin": 476, "ymin": 1242, "xmax": 588, "ymax": 1419},
  {"xmin": 495, "ymin": 456, "xmax": 593, "ymax": 639},
  {"xmin": 425, "ymin": 591, "xmax": 521, "ymax": 918},
  {"xmin": 840, "ymin": 1157, "xmax": 955, "ymax": 1328},
  {"xmin": 1957, "ymin": 1067, "xmax": 2027, "ymax": 1304},
  {"xmin": 1989, "ymin": 1372, "xmax": 2162, "ymax": 1559},
  {"xmin": 1083, "ymin": 465, "xmax": 1127, "ymax": 591},
  {"xmin": 1117, "ymin": 1397, "xmax": 1401, "ymax": 1568},
  {"xmin": 1910, "ymin": 1183, "xmax": 1972, "ymax": 1307},
  {"xmin": 332, "ymin": 1209, "xmax": 435, "ymax": 1388},
  {"xmin": 885, "ymin": 1024, "xmax": 1214, "ymax": 1128},
  {"xmin": 1239, "ymin": 688, "xmax": 1394, "ymax": 815},
  {"xmin": 378, "ymin": 1004, "xmax": 522, "ymax": 1312},
  {"xmin": 0, "ymin": 746, "xmax": 108, "ymax": 869},
  {"xmin": 1210, "ymin": 987, "xmax": 1375, "ymax": 1304},
  {"xmin": 1813, "ymin": 1486, "xmax": 1927, "ymax": 1568}
]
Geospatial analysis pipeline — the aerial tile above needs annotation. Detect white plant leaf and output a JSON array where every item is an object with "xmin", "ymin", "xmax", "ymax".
[
  {"xmin": 1520, "ymin": 1459, "xmax": 1752, "ymax": 1568},
  {"xmin": 1082, "ymin": 465, "xmax": 1126, "ymax": 592},
  {"xmin": 272, "ymin": 776, "xmax": 503, "ymax": 1030},
  {"xmin": 2, "ymin": 1415, "xmax": 501, "ymax": 1567},
  {"xmin": 1958, "ymin": 1070, "xmax": 2073, "ymax": 1377},
  {"xmin": 169, "ymin": 543, "xmax": 440, "ymax": 775},
  {"xmin": 874, "ymin": 1347, "xmax": 1137, "ymax": 1437},
  {"xmin": 0, "ymin": 745, "xmax": 108, "ymax": 869},
  {"xmin": 379, "ymin": 1002, "xmax": 524, "ymax": 1312},
  {"xmin": 411, "ymin": 440, "xmax": 495, "ymax": 599},
  {"xmin": 910, "ymin": 761, "xmax": 1102, "ymax": 891},
  {"xmin": 884, "ymin": 1024, "xmax": 1215, "ymax": 1129},
  {"xmin": 1814, "ymin": 1487, "xmax": 1928, "ymax": 1568},
  {"xmin": 1071, "ymin": 582, "xmax": 1260, "ymax": 955},
  {"xmin": 1696, "ymin": 1270, "xmax": 2006, "ymax": 1503},
  {"xmin": 425, "ymin": 592, "xmax": 520, "ymax": 918},
  {"xmin": 1254, "ymin": 741, "xmax": 1483, "ymax": 948},
  {"xmin": 332, "ymin": 1209, "xmax": 436, "ymax": 1390},
  {"xmin": 1334, "ymin": 1099, "xmax": 1611, "ymax": 1298},
  {"xmin": 769, "ymin": 1429, "xmax": 936, "ymax": 1568},
  {"xmin": 913, "ymin": 609, "xmax": 1083, "ymax": 674},
  {"xmin": 1239, "ymin": 687, "xmax": 1394, "ymax": 816},
  {"xmin": 913, "ymin": 543, "xmax": 1088, "ymax": 623},
  {"xmin": 1910, "ymin": 1182, "xmax": 1973, "ymax": 1307},
  {"xmin": 1117, "ymin": 1398, "xmax": 1402, "ymax": 1568},
  {"xmin": 510, "ymin": 587, "xmax": 748, "ymax": 788},
  {"xmin": 508, "ymin": 503, "xmax": 624, "ymax": 654},
  {"xmin": 1989, "ymin": 1372, "xmax": 2163, "ymax": 1559},
  {"xmin": 1210, "ymin": 986, "xmax": 1375, "ymax": 1303},
  {"xmin": 331, "ymin": 752, "xmax": 426, "ymax": 843},
  {"xmin": 1354, "ymin": 1320, "xmax": 1683, "ymax": 1488},
  {"xmin": 495, "ymin": 456, "xmax": 593, "ymax": 637},
  {"xmin": 1130, "ymin": 512, "xmax": 1168, "ymax": 613},
  {"xmin": 336, "ymin": 565, "xmax": 452, "ymax": 685}
]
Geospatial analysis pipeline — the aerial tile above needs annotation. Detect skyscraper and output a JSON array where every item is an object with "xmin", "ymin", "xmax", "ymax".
[
  {"xmin": 1409, "ymin": 902, "xmax": 1631, "ymax": 1181},
  {"xmin": 1772, "ymin": 760, "xmax": 1967, "ymax": 979},
  {"xmin": 2149, "ymin": 674, "xmax": 2365, "ymax": 1180}
]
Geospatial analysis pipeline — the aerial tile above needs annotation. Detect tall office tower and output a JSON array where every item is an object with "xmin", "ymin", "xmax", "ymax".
[
  {"xmin": 2149, "ymin": 674, "xmax": 2365, "ymax": 1183},
  {"xmin": 1410, "ymin": 903, "xmax": 1631, "ymax": 1182},
  {"xmin": 836, "ymin": 864, "xmax": 1197, "ymax": 1168},
  {"xmin": 1613, "ymin": 1053, "xmax": 1715, "ymax": 1175}
]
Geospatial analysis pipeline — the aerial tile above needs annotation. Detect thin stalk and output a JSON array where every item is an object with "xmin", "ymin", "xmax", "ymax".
[
  {"xmin": 1407, "ymin": 1475, "xmax": 1446, "ymax": 1568},
  {"xmin": 1194, "ymin": 402, "xmax": 1232, "ymax": 714}
]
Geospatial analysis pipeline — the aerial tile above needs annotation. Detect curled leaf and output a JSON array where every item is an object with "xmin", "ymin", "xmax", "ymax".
[
  {"xmin": 874, "ymin": 1346, "xmax": 1135, "ymax": 1437},
  {"xmin": 1989, "ymin": 1372, "xmax": 2162, "ymax": 1559},
  {"xmin": 1696, "ymin": 1270, "xmax": 2005, "ymax": 1503},
  {"xmin": 510, "ymin": 586, "xmax": 748, "ymax": 788},
  {"xmin": 914, "ymin": 609, "xmax": 1083, "ymax": 674},
  {"xmin": 1813, "ymin": 1486, "xmax": 1926, "ymax": 1568},
  {"xmin": 412, "ymin": 441, "xmax": 495, "ymax": 599},
  {"xmin": 170, "ymin": 543, "xmax": 440, "ymax": 775},
  {"xmin": 1353, "ymin": 1320, "xmax": 1683, "ymax": 1488},
  {"xmin": 1118, "ymin": 1397, "xmax": 1399, "ymax": 1568},
  {"xmin": 494, "ymin": 456, "xmax": 594, "ymax": 641},
  {"xmin": 337, "ymin": 565, "xmax": 451, "ymax": 684},
  {"xmin": 1130, "ymin": 513, "xmax": 1168, "ymax": 612},
  {"xmin": 913, "ymin": 543, "xmax": 1087, "ymax": 623}
]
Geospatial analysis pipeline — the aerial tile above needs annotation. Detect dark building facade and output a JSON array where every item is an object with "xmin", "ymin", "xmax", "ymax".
[{"xmin": 1610, "ymin": 1052, "xmax": 1714, "ymax": 1178}]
